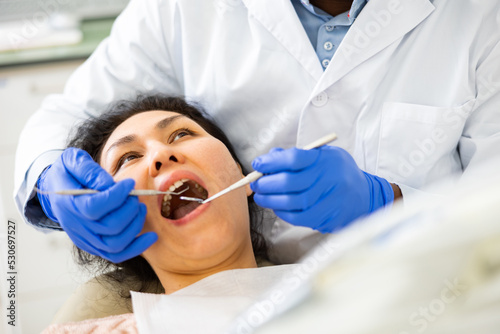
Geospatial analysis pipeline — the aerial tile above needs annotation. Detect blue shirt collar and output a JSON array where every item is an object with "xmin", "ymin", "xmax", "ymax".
[{"xmin": 349, "ymin": 0, "xmax": 369, "ymax": 20}]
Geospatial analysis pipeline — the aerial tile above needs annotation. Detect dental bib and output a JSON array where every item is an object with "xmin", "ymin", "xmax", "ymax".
[{"xmin": 132, "ymin": 264, "xmax": 298, "ymax": 334}]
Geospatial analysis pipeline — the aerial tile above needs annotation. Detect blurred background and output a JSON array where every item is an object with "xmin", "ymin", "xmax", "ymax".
[{"xmin": 0, "ymin": 1, "xmax": 129, "ymax": 332}]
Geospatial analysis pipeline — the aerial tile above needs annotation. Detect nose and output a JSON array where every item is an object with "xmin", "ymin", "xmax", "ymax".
[{"xmin": 148, "ymin": 144, "xmax": 184, "ymax": 177}]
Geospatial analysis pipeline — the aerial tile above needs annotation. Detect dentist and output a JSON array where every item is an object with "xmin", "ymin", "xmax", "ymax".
[{"xmin": 15, "ymin": 0, "xmax": 500, "ymax": 263}]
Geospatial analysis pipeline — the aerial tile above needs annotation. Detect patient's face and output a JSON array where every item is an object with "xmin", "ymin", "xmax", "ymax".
[{"xmin": 100, "ymin": 110, "xmax": 253, "ymax": 274}]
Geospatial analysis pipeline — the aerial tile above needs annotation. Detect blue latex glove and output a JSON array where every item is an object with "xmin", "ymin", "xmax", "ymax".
[
  {"xmin": 250, "ymin": 146, "xmax": 394, "ymax": 233},
  {"xmin": 37, "ymin": 148, "xmax": 157, "ymax": 263}
]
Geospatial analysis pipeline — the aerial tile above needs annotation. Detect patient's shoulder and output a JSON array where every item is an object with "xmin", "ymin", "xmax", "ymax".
[{"xmin": 42, "ymin": 313, "xmax": 137, "ymax": 334}]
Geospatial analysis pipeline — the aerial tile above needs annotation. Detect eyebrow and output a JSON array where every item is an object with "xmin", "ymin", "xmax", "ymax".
[
  {"xmin": 156, "ymin": 114, "xmax": 184, "ymax": 129},
  {"xmin": 105, "ymin": 114, "xmax": 186, "ymax": 155},
  {"xmin": 105, "ymin": 134, "xmax": 137, "ymax": 155}
]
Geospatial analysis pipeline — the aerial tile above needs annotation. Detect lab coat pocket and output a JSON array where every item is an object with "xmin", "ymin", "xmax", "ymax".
[{"xmin": 376, "ymin": 100, "xmax": 475, "ymax": 188}]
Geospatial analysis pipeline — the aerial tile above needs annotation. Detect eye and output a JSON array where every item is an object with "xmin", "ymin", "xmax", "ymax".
[
  {"xmin": 116, "ymin": 152, "xmax": 142, "ymax": 171},
  {"xmin": 170, "ymin": 128, "xmax": 195, "ymax": 143}
]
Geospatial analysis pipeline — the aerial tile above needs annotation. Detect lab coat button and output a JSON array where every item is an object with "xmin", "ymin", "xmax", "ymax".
[
  {"xmin": 324, "ymin": 42, "xmax": 333, "ymax": 51},
  {"xmin": 312, "ymin": 92, "xmax": 328, "ymax": 107}
]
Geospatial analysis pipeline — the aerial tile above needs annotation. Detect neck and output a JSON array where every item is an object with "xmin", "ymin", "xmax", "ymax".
[
  {"xmin": 309, "ymin": 0, "xmax": 354, "ymax": 16},
  {"xmin": 157, "ymin": 242, "xmax": 258, "ymax": 295}
]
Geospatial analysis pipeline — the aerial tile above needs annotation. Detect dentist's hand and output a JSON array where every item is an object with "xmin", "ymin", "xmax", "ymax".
[
  {"xmin": 250, "ymin": 146, "xmax": 395, "ymax": 233},
  {"xmin": 37, "ymin": 148, "xmax": 157, "ymax": 263}
]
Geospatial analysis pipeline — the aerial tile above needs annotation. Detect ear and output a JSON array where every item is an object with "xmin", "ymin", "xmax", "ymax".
[{"xmin": 237, "ymin": 163, "xmax": 253, "ymax": 197}]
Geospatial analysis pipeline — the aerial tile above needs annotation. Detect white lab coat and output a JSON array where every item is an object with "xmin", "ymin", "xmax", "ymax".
[{"xmin": 14, "ymin": 0, "xmax": 500, "ymax": 263}]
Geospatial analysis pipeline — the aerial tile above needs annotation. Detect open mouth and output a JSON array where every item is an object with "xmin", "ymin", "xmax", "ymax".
[{"xmin": 161, "ymin": 179, "xmax": 209, "ymax": 220}]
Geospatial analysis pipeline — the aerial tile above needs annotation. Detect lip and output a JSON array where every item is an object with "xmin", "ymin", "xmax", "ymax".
[{"xmin": 156, "ymin": 170, "xmax": 210, "ymax": 226}]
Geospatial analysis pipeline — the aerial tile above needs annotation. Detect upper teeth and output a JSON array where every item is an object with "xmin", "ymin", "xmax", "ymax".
[
  {"xmin": 162, "ymin": 178, "xmax": 189, "ymax": 209},
  {"xmin": 169, "ymin": 179, "xmax": 188, "ymax": 193}
]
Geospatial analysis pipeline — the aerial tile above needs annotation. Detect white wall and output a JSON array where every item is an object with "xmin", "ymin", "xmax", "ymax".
[{"xmin": 0, "ymin": 60, "xmax": 91, "ymax": 334}]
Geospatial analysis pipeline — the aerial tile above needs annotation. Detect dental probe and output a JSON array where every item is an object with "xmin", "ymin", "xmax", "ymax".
[
  {"xmin": 182, "ymin": 132, "xmax": 338, "ymax": 205},
  {"xmin": 33, "ymin": 186, "xmax": 190, "ymax": 197}
]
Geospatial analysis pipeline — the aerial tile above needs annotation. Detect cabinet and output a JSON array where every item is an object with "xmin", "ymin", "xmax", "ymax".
[{"xmin": 0, "ymin": 60, "xmax": 92, "ymax": 334}]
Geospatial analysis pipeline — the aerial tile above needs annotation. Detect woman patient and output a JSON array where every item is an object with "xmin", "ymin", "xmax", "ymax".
[{"xmin": 43, "ymin": 95, "xmax": 277, "ymax": 333}]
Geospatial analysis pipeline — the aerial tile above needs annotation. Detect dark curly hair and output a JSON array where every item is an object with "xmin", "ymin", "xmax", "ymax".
[{"xmin": 67, "ymin": 94, "xmax": 269, "ymax": 298}]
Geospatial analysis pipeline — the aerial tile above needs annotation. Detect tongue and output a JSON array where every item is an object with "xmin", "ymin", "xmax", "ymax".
[{"xmin": 171, "ymin": 201, "xmax": 201, "ymax": 220}]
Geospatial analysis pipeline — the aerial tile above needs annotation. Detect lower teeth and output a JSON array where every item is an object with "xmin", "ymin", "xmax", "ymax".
[{"xmin": 170, "ymin": 202, "xmax": 200, "ymax": 220}]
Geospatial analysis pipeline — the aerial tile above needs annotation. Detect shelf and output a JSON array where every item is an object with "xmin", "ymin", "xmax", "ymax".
[{"xmin": 0, "ymin": 18, "xmax": 114, "ymax": 68}]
